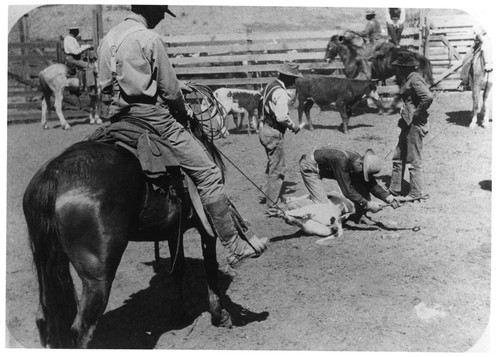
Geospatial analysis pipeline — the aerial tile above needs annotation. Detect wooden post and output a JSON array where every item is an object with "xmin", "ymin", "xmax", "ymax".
[
  {"xmin": 18, "ymin": 14, "xmax": 30, "ymax": 80},
  {"xmin": 92, "ymin": 5, "xmax": 104, "ymax": 50}
]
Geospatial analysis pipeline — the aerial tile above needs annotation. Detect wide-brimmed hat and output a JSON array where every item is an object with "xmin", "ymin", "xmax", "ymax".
[
  {"xmin": 69, "ymin": 26, "xmax": 80, "ymax": 32},
  {"xmin": 365, "ymin": 10, "xmax": 376, "ymax": 16},
  {"xmin": 278, "ymin": 62, "xmax": 303, "ymax": 78},
  {"xmin": 131, "ymin": 5, "xmax": 176, "ymax": 18},
  {"xmin": 363, "ymin": 149, "xmax": 382, "ymax": 182},
  {"xmin": 391, "ymin": 52, "xmax": 420, "ymax": 67}
]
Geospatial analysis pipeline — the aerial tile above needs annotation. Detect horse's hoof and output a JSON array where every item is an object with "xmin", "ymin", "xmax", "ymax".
[
  {"xmin": 96, "ymin": 118, "xmax": 103, "ymax": 125},
  {"xmin": 62, "ymin": 124, "xmax": 71, "ymax": 130},
  {"xmin": 469, "ymin": 122, "xmax": 478, "ymax": 129},
  {"xmin": 212, "ymin": 309, "xmax": 232, "ymax": 328},
  {"xmin": 89, "ymin": 120, "xmax": 95, "ymax": 125},
  {"xmin": 43, "ymin": 125, "xmax": 49, "ymax": 130}
]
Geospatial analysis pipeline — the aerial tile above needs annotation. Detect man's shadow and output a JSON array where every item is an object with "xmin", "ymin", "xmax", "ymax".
[{"xmin": 89, "ymin": 257, "xmax": 268, "ymax": 349}]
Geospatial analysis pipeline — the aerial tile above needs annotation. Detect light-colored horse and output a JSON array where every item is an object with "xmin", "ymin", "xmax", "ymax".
[
  {"xmin": 39, "ymin": 62, "xmax": 102, "ymax": 130},
  {"xmin": 468, "ymin": 50, "xmax": 492, "ymax": 129}
]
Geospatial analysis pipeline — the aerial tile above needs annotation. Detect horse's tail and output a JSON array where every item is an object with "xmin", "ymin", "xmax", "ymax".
[
  {"xmin": 23, "ymin": 165, "xmax": 77, "ymax": 348},
  {"xmin": 417, "ymin": 54, "xmax": 435, "ymax": 86}
]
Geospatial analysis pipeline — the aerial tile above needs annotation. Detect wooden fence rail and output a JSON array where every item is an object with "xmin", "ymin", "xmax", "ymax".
[{"xmin": 8, "ymin": 15, "xmax": 475, "ymax": 119}]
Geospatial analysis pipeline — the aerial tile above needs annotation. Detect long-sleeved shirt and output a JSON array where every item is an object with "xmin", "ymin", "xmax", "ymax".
[
  {"xmin": 360, "ymin": 18, "xmax": 383, "ymax": 43},
  {"xmin": 262, "ymin": 79, "xmax": 295, "ymax": 131},
  {"xmin": 63, "ymin": 35, "xmax": 89, "ymax": 56},
  {"xmin": 313, "ymin": 147, "xmax": 389, "ymax": 206},
  {"xmin": 98, "ymin": 13, "xmax": 187, "ymax": 118},
  {"xmin": 399, "ymin": 71, "xmax": 434, "ymax": 127}
]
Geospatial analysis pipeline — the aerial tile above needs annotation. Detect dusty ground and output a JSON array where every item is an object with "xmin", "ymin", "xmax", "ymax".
[{"xmin": 6, "ymin": 91, "xmax": 491, "ymax": 350}]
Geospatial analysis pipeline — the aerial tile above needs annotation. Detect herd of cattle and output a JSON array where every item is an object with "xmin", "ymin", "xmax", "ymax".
[{"xmin": 207, "ymin": 75, "xmax": 383, "ymax": 136}]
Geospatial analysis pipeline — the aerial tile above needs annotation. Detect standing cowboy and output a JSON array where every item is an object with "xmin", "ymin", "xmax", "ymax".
[
  {"xmin": 259, "ymin": 62, "xmax": 302, "ymax": 214},
  {"xmin": 297, "ymin": 147, "xmax": 400, "ymax": 224},
  {"xmin": 63, "ymin": 26, "xmax": 92, "ymax": 71},
  {"xmin": 386, "ymin": 8, "xmax": 406, "ymax": 46},
  {"xmin": 98, "ymin": 5, "xmax": 268, "ymax": 268},
  {"xmin": 389, "ymin": 53, "xmax": 433, "ymax": 201}
]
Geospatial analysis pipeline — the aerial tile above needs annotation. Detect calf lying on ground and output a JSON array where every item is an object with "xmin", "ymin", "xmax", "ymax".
[
  {"xmin": 294, "ymin": 75, "xmax": 384, "ymax": 134},
  {"xmin": 269, "ymin": 192, "xmax": 355, "ymax": 243},
  {"xmin": 212, "ymin": 88, "xmax": 262, "ymax": 135}
]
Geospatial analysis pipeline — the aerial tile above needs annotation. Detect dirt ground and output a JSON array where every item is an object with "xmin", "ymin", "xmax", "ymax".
[{"xmin": 5, "ymin": 90, "xmax": 492, "ymax": 351}]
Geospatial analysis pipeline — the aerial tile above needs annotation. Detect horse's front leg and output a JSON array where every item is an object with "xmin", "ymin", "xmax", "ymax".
[
  {"xmin": 470, "ymin": 83, "xmax": 481, "ymax": 128},
  {"xmin": 200, "ymin": 230, "xmax": 232, "ymax": 327},
  {"xmin": 167, "ymin": 236, "xmax": 189, "ymax": 324}
]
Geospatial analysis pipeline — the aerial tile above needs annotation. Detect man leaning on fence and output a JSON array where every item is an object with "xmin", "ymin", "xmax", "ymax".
[{"xmin": 97, "ymin": 5, "xmax": 268, "ymax": 268}]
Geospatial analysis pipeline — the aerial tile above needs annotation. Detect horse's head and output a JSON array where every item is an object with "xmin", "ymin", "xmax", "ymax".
[{"xmin": 324, "ymin": 35, "xmax": 340, "ymax": 62}]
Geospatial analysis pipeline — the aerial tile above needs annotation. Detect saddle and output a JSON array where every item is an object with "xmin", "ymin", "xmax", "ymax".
[{"xmin": 86, "ymin": 117, "xmax": 215, "ymax": 237}]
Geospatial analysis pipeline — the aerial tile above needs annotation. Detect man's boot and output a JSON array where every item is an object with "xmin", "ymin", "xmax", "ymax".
[{"xmin": 205, "ymin": 197, "xmax": 268, "ymax": 268}]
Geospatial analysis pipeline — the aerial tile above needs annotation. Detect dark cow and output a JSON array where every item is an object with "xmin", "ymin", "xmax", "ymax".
[{"xmin": 295, "ymin": 75, "xmax": 381, "ymax": 134}]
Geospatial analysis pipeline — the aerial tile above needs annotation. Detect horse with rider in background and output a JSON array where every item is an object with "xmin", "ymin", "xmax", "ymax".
[{"xmin": 324, "ymin": 31, "xmax": 434, "ymax": 111}]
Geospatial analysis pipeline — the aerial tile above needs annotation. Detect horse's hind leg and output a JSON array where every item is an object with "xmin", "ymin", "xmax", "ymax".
[
  {"xmin": 54, "ymin": 92, "xmax": 71, "ymax": 130},
  {"xmin": 70, "ymin": 278, "xmax": 113, "ymax": 348},
  {"xmin": 41, "ymin": 94, "xmax": 50, "ymax": 130},
  {"xmin": 200, "ymin": 230, "xmax": 232, "ymax": 327}
]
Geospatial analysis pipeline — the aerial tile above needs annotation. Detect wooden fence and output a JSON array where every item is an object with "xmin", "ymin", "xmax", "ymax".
[{"xmin": 7, "ymin": 14, "xmax": 475, "ymax": 122}]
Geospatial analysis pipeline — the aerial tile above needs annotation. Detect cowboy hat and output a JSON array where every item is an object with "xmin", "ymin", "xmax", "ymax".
[
  {"xmin": 391, "ymin": 52, "xmax": 420, "ymax": 67},
  {"xmin": 363, "ymin": 149, "xmax": 382, "ymax": 182},
  {"xmin": 278, "ymin": 62, "xmax": 303, "ymax": 78},
  {"xmin": 131, "ymin": 5, "xmax": 176, "ymax": 18},
  {"xmin": 365, "ymin": 10, "xmax": 376, "ymax": 16}
]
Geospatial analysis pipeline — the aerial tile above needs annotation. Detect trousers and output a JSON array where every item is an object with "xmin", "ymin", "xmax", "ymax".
[
  {"xmin": 259, "ymin": 123, "xmax": 286, "ymax": 207},
  {"xmin": 390, "ymin": 121, "xmax": 427, "ymax": 197},
  {"xmin": 113, "ymin": 104, "xmax": 225, "ymax": 204}
]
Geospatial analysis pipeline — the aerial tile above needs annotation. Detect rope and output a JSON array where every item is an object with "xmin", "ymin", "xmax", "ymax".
[
  {"xmin": 217, "ymin": 149, "xmax": 287, "ymax": 216},
  {"xmin": 183, "ymin": 82, "xmax": 227, "ymax": 140}
]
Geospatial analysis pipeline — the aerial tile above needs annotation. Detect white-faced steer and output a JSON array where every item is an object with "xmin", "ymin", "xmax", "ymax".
[
  {"xmin": 213, "ymin": 88, "xmax": 262, "ymax": 135},
  {"xmin": 295, "ymin": 75, "xmax": 384, "ymax": 134}
]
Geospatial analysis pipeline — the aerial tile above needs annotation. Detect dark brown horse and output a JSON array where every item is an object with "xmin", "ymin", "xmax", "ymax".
[
  {"xmin": 23, "ymin": 97, "xmax": 233, "ymax": 348},
  {"xmin": 325, "ymin": 32, "xmax": 434, "ymax": 87}
]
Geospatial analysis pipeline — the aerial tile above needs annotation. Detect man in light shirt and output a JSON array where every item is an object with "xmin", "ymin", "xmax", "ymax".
[
  {"xmin": 259, "ymin": 62, "xmax": 302, "ymax": 213},
  {"xmin": 63, "ymin": 26, "xmax": 92, "ymax": 71},
  {"xmin": 98, "ymin": 5, "xmax": 268, "ymax": 268}
]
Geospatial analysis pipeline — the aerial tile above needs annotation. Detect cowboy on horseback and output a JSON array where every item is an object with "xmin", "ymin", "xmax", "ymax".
[
  {"xmin": 63, "ymin": 26, "xmax": 94, "ymax": 95},
  {"xmin": 64, "ymin": 26, "xmax": 92, "ymax": 71},
  {"xmin": 97, "ymin": 5, "xmax": 268, "ymax": 268}
]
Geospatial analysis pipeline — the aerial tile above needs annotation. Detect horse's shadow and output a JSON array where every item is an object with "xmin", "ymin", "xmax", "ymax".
[
  {"xmin": 89, "ymin": 257, "xmax": 268, "ymax": 349},
  {"xmin": 445, "ymin": 110, "xmax": 472, "ymax": 127}
]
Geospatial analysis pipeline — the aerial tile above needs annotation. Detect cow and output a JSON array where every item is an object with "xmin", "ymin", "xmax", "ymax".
[
  {"xmin": 211, "ymin": 88, "xmax": 262, "ymax": 135},
  {"xmin": 294, "ymin": 75, "xmax": 383, "ymax": 134}
]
